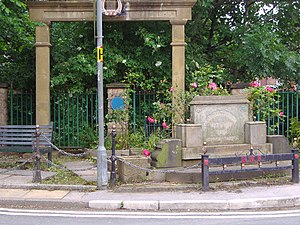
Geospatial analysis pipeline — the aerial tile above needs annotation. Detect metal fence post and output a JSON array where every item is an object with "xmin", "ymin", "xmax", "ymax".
[
  {"xmin": 110, "ymin": 126, "xmax": 117, "ymax": 188},
  {"xmin": 201, "ymin": 154, "xmax": 209, "ymax": 191},
  {"xmin": 292, "ymin": 149, "xmax": 299, "ymax": 183}
]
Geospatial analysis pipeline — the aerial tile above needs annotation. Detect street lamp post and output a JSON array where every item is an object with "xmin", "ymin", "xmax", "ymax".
[{"xmin": 96, "ymin": 0, "xmax": 108, "ymax": 189}]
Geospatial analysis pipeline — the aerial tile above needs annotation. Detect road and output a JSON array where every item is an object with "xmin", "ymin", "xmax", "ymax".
[{"xmin": 0, "ymin": 208, "xmax": 300, "ymax": 225}]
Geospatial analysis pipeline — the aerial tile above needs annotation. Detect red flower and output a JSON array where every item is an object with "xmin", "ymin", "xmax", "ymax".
[
  {"xmin": 147, "ymin": 116, "xmax": 155, "ymax": 123},
  {"xmin": 249, "ymin": 81, "xmax": 260, "ymax": 88},
  {"xmin": 208, "ymin": 82, "xmax": 217, "ymax": 91},
  {"xmin": 191, "ymin": 82, "xmax": 198, "ymax": 88},
  {"xmin": 142, "ymin": 149, "xmax": 151, "ymax": 157},
  {"xmin": 279, "ymin": 111, "xmax": 284, "ymax": 117},
  {"xmin": 162, "ymin": 121, "xmax": 168, "ymax": 129},
  {"xmin": 169, "ymin": 86, "xmax": 174, "ymax": 92},
  {"xmin": 266, "ymin": 86, "xmax": 274, "ymax": 92}
]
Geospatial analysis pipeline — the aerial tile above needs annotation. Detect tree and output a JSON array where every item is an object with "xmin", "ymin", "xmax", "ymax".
[
  {"xmin": 0, "ymin": 0, "xmax": 36, "ymax": 90},
  {"xmin": 187, "ymin": 0, "xmax": 300, "ymax": 85},
  {"xmin": 2, "ymin": 0, "xmax": 300, "ymax": 91},
  {"xmin": 50, "ymin": 21, "xmax": 172, "ymax": 93}
]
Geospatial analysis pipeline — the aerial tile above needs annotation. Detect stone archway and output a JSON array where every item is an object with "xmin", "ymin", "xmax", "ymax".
[{"xmin": 26, "ymin": 0, "xmax": 196, "ymax": 125}]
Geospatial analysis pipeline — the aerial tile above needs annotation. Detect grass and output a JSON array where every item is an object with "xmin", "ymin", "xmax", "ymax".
[
  {"xmin": 42, "ymin": 167, "xmax": 90, "ymax": 185},
  {"xmin": 0, "ymin": 151, "xmax": 96, "ymax": 186}
]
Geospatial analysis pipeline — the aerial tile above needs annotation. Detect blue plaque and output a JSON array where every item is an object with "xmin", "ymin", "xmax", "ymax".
[{"xmin": 111, "ymin": 96, "xmax": 125, "ymax": 110}]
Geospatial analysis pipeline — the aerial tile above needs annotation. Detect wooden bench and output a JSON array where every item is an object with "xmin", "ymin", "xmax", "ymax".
[{"xmin": 0, "ymin": 125, "xmax": 53, "ymax": 163}]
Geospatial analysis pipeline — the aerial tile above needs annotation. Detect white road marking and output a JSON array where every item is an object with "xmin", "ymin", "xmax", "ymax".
[{"xmin": 0, "ymin": 208, "xmax": 300, "ymax": 219}]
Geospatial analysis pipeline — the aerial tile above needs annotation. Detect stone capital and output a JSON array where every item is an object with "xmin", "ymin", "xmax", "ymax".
[
  {"xmin": 170, "ymin": 19, "xmax": 188, "ymax": 25},
  {"xmin": 170, "ymin": 42, "xmax": 187, "ymax": 46},
  {"xmin": 35, "ymin": 42, "xmax": 51, "ymax": 47}
]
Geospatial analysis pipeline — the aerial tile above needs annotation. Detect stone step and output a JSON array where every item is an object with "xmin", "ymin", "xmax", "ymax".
[
  {"xmin": 165, "ymin": 162, "xmax": 290, "ymax": 184},
  {"xmin": 182, "ymin": 143, "xmax": 272, "ymax": 160}
]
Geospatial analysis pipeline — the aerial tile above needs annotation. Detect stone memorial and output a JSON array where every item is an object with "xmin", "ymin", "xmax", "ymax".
[
  {"xmin": 190, "ymin": 95, "xmax": 250, "ymax": 145},
  {"xmin": 174, "ymin": 94, "xmax": 272, "ymax": 165}
]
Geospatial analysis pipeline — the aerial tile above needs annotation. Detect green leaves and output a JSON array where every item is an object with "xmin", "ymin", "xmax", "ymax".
[
  {"xmin": 0, "ymin": 0, "xmax": 35, "ymax": 90},
  {"xmin": 187, "ymin": 0, "xmax": 300, "ymax": 84},
  {"xmin": 247, "ymin": 85, "xmax": 281, "ymax": 123}
]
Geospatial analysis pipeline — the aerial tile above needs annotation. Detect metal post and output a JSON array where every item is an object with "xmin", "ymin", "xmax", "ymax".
[
  {"xmin": 110, "ymin": 126, "xmax": 117, "ymax": 188},
  {"xmin": 292, "ymin": 149, "xmax": 299, "ymax": 183},
  {"xmin": 201, "ymin": 154, "xmax": 210, "ymax": 191},
  {"xmin": 33, "ymin": 125, "xmax": 42, "ymax": 183},
  {"xmin": 96, "ymin": 0, "xmax": 108, "ymax": 189}
]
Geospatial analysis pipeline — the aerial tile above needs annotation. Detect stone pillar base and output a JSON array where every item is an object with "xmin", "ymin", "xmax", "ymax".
[{"xmin": 245, "ymin": 121, "xmax": 266, "ymax": 145}]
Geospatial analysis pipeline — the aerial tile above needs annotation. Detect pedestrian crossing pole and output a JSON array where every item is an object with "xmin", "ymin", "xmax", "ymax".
[{"xmin": 96, "ymin": 0, "xmax": 108, "ymax": 189}]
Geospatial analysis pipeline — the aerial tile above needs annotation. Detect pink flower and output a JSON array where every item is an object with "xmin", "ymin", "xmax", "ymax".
[
  {"xmin": 162, "ymin": 121, "xmax": 168, "ymax": 129},
  {"xmin": 266, "ymin": 86, "xmax": 274, "ymax": 92},
  {"xmin": 191, "ymin": 82, "xmax": 198, "ymax": 88},
  {"xmin": 142, "ymin": 149, "xmax": 151, "ymax": 157},
  {"xmin": 169, "ymin": 86, "xmax": 174, "ymax": 92},
  {"xmin": 249, "ymin": 81, "xmax": 260, "ymax": 88},
  {"xmin": 208, "ymin": 82, "xmax": 217, "ymax": 91},
  {"xmin": 279, "ymin": 111, "xmax": 284, "ymax": 117},
  {"xmin": 147, "ymin": 116, "xmax": 155, "ymax": 123}
]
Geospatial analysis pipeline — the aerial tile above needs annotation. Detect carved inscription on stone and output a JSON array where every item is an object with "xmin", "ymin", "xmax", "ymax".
[{"xmin": 205, "ymin": 110, "xmax": 239, "ymax": 144}]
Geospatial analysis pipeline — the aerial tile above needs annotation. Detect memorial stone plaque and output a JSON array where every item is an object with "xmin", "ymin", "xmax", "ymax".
[{"xmin": 190, "ymin": 95, "xmax": 250, "ymax": 145}]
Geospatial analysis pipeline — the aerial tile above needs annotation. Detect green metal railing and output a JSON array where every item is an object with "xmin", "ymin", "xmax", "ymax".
[
  {"xmin": 9, "ymin": 90, "xmax": 35, "ymax": 125},
  {"xmin": 269, "ymin": 92, "xmax": 299, "ymax": 137},
  {"xmin": 8, "ymin": 89, "xmax": 300, "ymax": 147},
  {"xmin": 131, "ymin": 90, "xmax": 164, "ymax": 130},
  {"xmin": 51, "ymin": 93, "xmax": 98, "ymax": 147}
]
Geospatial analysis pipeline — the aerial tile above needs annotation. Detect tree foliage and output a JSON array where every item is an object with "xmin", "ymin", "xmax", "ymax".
[
  {"xmin": 1, "ymin": 0, "xmax": 300, "ymax": 92},
  {"xmin": 187, "ymin": 0, "xmax": 300, "ymax": 85},
  {"xmin": 0, "ymin": 0, "xmax": 36, "ymax": 90}
]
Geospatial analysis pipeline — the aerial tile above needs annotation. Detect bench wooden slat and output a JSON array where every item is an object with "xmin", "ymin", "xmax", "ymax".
[
  {"xmin": 0, "ymin": 125, "xmax": 52, "ymax": 129},
  {"xmin": 0, "ymin": 135, "xmax": 51, "ymax": 139},
  {"xmin": 0, "ymin": 141, "xmax": 35, "ymax": 145},
  {"xmin": 0, "ymin": 129, "xmax": 52, "ymax": 133},
  {"xmin": 0, "ymin": 137, "xmax": 34, "ymax": 141},
  {"xmin": 0, "ymin": 133, "xmax": 36, "ymax": 137}
]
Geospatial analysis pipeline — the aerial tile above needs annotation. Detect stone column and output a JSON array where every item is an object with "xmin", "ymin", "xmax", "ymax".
[
  {"xmin": 0, "ymin": 83, "xmax": 8, "ymax": 125},
  {"xmin": 170, "ymin": 20, "xmax": 187, "ymax": 125},
  {"xmin": 35, "ymin": 25, "xmax": 51, "ymax": 125}
]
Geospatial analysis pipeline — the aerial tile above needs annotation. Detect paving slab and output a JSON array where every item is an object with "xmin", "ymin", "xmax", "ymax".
[
  {"xmin": 0, "ymin": 175, "xmax": 32, "ymax": 184},
  {"xmin": 23, "ymin": 190, "xmax": 70, "ymax": 199},
  {"xmin": 0, "ymin": 188, "xmax": 30, "ymax": 198},
  {"xmin": 62, "ymin": 191, "xmax": 87, "ymax": 202},
  {"xmin": 0, "ymin": 174, "xmax": 11, "ymax": 180}
]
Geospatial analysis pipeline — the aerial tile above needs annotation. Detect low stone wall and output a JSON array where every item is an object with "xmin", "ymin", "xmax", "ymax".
[{"xmin": 118, "ymin": 156, "xmax": 150, "ymax": 183}]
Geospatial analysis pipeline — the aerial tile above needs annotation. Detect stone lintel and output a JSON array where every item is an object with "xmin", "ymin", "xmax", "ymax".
[
  {"xmin": 27, "ymin": 0, "xmax": 196, "ymax": 22},
  {"xmin": 106, "ymin": 82, "xmax": 128, "ymax": 89},
  {"xmin": 191, "ymin": 95, "xmax": 249, "ymax": 105}
]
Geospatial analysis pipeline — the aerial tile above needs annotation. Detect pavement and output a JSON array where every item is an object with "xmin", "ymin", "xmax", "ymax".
[{"xmin": 0, "ymin": 160, "xmax": 300, "ymax": 211}]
